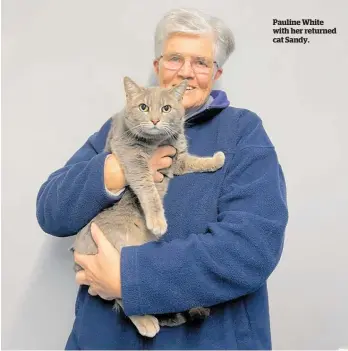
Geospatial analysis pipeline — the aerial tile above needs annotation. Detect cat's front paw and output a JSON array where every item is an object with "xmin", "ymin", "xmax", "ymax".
[
  {"xmin": 213, "ymin": 151, "xmax": 225, "ymax": 170},
  {"xmin": 146, "ymin": 212, "xmax": 168, "ymax": 238}
]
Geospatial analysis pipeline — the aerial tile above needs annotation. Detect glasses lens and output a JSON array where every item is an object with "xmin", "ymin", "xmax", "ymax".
[
  {"xmin": 161, "ymin": 54, "xmax": 214, "ymax": 74},
  {"xmin": 192, "ymin": 58, "xmax": 212, "ymax": 74},
  {"xmin": 162, "ymin": 54, "xmax": 184, "ymax": 70}
]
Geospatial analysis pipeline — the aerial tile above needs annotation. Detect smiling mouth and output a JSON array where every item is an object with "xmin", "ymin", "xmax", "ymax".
[{"xmin": 172, "ymin": 84, "xmax": 196, "ymax": 91}]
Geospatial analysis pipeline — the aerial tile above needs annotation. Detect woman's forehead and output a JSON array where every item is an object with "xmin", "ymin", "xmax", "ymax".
[{"xmin": 163, "ymin": 33, "xmax": 214, "ymax": 57}]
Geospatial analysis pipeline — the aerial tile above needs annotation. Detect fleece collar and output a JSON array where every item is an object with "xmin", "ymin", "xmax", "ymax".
[{"xmin": 184, "ymin": 90, "xmax": 230, "ymax": 126}]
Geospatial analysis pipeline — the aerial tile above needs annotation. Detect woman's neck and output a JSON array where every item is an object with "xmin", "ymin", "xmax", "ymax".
[{"xmin": 185, "ymin": 95, "xmax": 213, "ymax": 120}]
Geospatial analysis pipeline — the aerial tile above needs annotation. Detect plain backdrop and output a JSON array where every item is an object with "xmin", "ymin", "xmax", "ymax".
[{"xmin": 2, "ymin": 0, "xmax": 348, "ymax": 349}]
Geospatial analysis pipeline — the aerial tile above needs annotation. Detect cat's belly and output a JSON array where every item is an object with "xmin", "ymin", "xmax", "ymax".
[{"xmin": 73, "ymin": 191, "xmax": 157, "ymax": 254}]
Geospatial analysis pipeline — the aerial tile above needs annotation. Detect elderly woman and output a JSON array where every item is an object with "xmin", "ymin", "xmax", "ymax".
[{"xmin": 36, "ymin": 8, "xmax": 288, "ymax": 350}]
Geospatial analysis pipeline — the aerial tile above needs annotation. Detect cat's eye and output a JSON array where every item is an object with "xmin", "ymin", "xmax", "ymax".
[
  {"xmin": 161, "ymin": 105, "xmax": 172, "ymax": 113},
  {"xmin": 139, "ymin": 103, "xmax": 149, "ymax": 112}
]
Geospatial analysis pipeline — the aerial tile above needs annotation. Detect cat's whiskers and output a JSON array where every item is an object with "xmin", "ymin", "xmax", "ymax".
[
  {"xmin": 162, "ymin": 127, "xmax": 173, "ymax": 139},
  {"xmin": 161, "ymin": 124, "xmax": 177, "ymax": 139},
  {"xmin": 115, "ymin": 124, "xmax": 143, "ymax": 142}
]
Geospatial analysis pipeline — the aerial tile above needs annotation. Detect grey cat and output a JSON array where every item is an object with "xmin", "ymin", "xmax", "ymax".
[{"xmin": 72, "ymin": 77, "xmax": 225, "ymax": 338}]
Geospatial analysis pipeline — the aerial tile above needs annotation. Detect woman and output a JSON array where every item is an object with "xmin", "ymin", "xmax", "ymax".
[{"xmin": 36, "ymin": 8, "xmax": 288, "ymax": 350}]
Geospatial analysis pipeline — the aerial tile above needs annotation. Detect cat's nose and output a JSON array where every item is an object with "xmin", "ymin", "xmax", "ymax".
[{"xmin": 151, "ymin": 119, "xmax": 159, "ymax": 125}]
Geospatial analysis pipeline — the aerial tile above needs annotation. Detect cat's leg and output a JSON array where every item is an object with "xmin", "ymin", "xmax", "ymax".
[
  {"xmin": 172, "ymin": 151, "xmax": 225, "ymax": 175},
  {"xmin": 154, "ymin": 177, "xmax": 170, "ymax": 200},
  {"xmin": 158, "ymin": 307, "xmax": 210, "ymax": 327},
  {"xmin": 158, "ymin": 313, "xmax": 187, "ymax": 327},
  {"xmin": 114, "ymin": 299, "xmax": 160, "ymax": 338},
  {"xmin": 121, "ymin": 157, "xmax": 167, "ymax": 237}
]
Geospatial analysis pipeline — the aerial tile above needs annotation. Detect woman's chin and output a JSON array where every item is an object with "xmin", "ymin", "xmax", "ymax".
[
  {"xmin": 182, "ymin": 97, "xmax": 193, "ymax": 109},
  {"xmin": 182, "ymin": 92, "xmax": 202, "ymax": 109}
]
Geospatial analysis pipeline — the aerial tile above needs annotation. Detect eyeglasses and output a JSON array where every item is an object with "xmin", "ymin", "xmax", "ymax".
[{"xmin": 159, "ymin": 53, "xmax": 218, "ymax": 75}]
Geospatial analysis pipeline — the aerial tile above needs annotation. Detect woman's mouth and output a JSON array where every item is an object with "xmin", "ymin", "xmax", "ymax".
[{"xmin": 172, "ymin": 84, "xmax": 196, "ymax": 91}]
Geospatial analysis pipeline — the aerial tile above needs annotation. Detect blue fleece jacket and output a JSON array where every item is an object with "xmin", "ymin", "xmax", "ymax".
[{"xmin": 36, "ymin": 90, "xmax": 288, "ymax": 350}]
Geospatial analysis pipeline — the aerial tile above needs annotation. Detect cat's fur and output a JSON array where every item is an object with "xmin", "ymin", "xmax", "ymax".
[{"xmin": 72, "ymin": 77, "xmax": 225, "ymax": 338}]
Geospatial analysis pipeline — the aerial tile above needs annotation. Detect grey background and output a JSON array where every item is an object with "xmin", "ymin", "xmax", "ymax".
[{"xmin": 2, "ymin": 0, "xmax": 348, "ymax": 349}]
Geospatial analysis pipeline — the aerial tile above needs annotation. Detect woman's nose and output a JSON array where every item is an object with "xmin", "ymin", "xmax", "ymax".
[{"xmin": 178, "ymin": 60, "xmax": 195, "ymax": 78}]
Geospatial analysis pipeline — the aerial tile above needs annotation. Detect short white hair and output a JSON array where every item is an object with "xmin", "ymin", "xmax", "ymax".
[{"xmin": 154, "ymin": 8, "xmax": 235, "ymax": 68}]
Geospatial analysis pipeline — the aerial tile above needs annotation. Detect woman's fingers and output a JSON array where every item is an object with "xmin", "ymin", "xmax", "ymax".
[
  {"xmin": 156, "ymin": 145, "xmax": 177, "ymax": 158},
  {"xmin": 76, "ymin": 270, "xmax": 88, "ymax": 285},
  {"xmin": 88, "ymin": 286, "xmax": 98, "ymax": 296},
  {"xmin": 154, "ymin": 171, "xmax": 164, "ymax": 183}
]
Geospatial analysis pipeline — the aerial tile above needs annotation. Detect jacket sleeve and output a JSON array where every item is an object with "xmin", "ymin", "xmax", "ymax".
[
  {"xmin": 120, "ymin": 111, "xmax": 289, "ymax": 316},
  {"xmin": 36, "ymin": 119, "xmax": 125, "ymax": 237}
]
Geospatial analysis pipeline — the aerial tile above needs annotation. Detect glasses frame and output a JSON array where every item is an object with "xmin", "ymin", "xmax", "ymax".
[{"xmin": 158, "ymin": 54, "xmax": 219, "ymax": 74}]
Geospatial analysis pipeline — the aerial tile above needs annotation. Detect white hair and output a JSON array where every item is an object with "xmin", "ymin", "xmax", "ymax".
[{"xmin": 154, "ymin": 8, "xmax": 235, "ymax": 68}]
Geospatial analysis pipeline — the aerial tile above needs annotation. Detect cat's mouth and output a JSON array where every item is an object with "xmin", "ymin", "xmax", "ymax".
[{"xmin": 143, "ymin": 125, "xmax": 164, "ymax": 135}]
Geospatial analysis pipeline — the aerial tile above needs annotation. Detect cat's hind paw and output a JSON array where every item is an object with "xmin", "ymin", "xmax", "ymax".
[{"xmin": 129, "ymin": 315, "xmax": 160, "ymax": 338}]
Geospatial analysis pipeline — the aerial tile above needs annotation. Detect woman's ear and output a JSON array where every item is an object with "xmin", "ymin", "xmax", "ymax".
[
  {"xmin": 214, "ymin": 68, "xmax": 223, "ymax": 81},
  {"xmin": 153, "ymin": 59, "xmax": 160, "ymax": 76}
]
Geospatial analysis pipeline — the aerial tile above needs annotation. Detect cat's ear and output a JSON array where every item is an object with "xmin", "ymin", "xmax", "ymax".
[
  {"xmin": 169, "ymin": 80, "xmax": 188, "ymax": 101},
  {"xmin": 124, "ymin": 76, "xmax": 143, "ymax": 99}
]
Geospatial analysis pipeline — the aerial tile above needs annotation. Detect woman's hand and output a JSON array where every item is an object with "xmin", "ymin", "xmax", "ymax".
[
  {"xmin": 149, "ymin": 145, "xmax": 177, "ymax": 182},
  {"xmin": 74, "ymin": 223, "xmax": 122, "ymax": 300},
  {"xmin": 104, "ymin": 145, "xmax": 177, "ymax": 191}
]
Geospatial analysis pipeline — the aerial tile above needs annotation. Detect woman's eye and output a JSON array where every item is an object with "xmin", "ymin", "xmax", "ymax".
[
  {"xmin": 170, "ymin": 56, "xmax": 181, "ymax": 62},
  {"xmin": 161, "ymin": 105, "xmax": 172, "ymax": 113},
  {"xmin": 139, "ymin": 103, "xmax": 149, "ymax": 112},
  {"xmin": 197, "ymin": 60, "xmax": 208, "ymax": 67}
]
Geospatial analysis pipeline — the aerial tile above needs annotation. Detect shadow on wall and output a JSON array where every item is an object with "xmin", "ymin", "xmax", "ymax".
[{"xmin": 7, "ymin": 235, "xmax": 78, "ymax": 350}]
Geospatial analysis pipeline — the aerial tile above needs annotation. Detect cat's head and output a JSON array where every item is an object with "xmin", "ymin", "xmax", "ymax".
[{"xmin": 122, "ymin": 76, "xmax": 187, "ymax": 139}]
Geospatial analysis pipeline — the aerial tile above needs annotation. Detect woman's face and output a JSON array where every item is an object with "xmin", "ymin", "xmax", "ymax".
[{"xmin": 153, "ymin": 33, "xmax": 223, "ymax": 109}]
